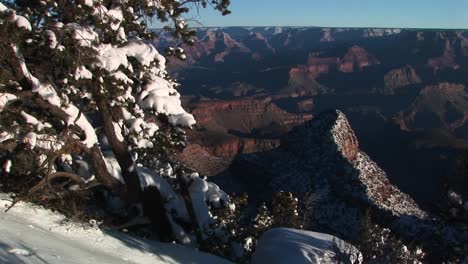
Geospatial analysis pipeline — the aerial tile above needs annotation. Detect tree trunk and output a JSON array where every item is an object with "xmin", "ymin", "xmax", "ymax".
[
  {"xmin": 95, "ymin": 95, "xmax": 142, "ymax": 205},
  {"xmin": 88, "ymin": 145, "xmax": 122, "ymax": 190}
]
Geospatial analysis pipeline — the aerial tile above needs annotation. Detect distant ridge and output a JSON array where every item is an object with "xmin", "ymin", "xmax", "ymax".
[{"xmin": 151, "ymin": 26, "xmax": 468, "ymax": 31}]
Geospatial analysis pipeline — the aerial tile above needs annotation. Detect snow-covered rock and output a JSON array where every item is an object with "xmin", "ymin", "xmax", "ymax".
[{"xmin": 251, "ymin": 228, "xmax": 361, "ymax": 264}]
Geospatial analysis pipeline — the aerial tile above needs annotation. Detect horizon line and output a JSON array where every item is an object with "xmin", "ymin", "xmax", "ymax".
[{"xmin": 151, "ymin": 25, "xmax": 468, "ymax": 31}]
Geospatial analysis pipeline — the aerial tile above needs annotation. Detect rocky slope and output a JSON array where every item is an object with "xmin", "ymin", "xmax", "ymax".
[
  {"xmin": 227, "ymin": 110, "xmax": 465, "ymax": 258},
  {"xmin": 427, "ymin": 34, "xmax": 463, "ymax": 72},
  {"xmin": 398, "ymin": 83, "xmax": 468, "ymax": 132},
  {"xmin": 340, "ymin": 45, "xmax": 380, "ymax": 72},
  {"xmin": 381, "ymin": 65, "xmax": 422, "ymax": 94},
  {"xmin": 177, "ymin": 99, "xmax": 312, "ymax": 175},
  {"xmin": 232, "ymin": 110, "xmax": 426, "ymax": 218},
  {"xmin": 283, "ymin": 46, "xmax": 380, "ymax": 97},
  {"xmin": 160, "ymin": 30, "xmax": 253, "ymax": 73},
  {"xmin": 189, "ymin": 98, "xmax": 312, "ymax": 135},
  {"xmin": 289, "ymin": 45, "xmax": 380, "ymax": 79}
]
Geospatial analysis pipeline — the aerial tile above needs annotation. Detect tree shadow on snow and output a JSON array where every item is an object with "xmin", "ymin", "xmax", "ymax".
[
  {"xmin": 0, "ymin": 241, "xmax": 49, "ymax": 264},
  {"xmin": 100, "ymin": 228, "xmax": 225, "ymax": 263}
]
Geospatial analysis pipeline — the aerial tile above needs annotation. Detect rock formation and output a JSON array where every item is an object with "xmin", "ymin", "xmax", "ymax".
[
  {"xmin": 340, "ymin": 45, "xmax": 380, "ymax": 72},
  {"xmin": 229, "ymin": 110, "xmax": 464, "ymax": 255},
  {"xmin": 399, "ymin": 83, "xmax": 468, "ymax": 131},
  {"xmin": 382, "ymin": 65, "xmax": 422, "ymax": 94},
  {"xmin": 289, "ymin": 46, "xmax": 380, "ymax": 79},
  {"xmin": 189, "ymin": 98, "xmax": 312, "ymax": 135},
  {"xmin": 177, "ymin": 99, "xmax": 312, "ymax": 175}
]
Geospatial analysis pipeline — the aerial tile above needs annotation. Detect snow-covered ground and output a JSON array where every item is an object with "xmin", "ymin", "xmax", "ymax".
[
  {"xmin": 0, "ymin": 195, "xmax": 232, "ymax": 264},
  {"xmin": 251, "ymin": 228, "xmax": 362, "ymax": 264}
]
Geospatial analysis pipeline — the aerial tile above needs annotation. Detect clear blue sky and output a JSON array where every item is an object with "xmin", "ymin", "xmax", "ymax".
[{"xmin": 186, "ymin": 0, "xmax": 468, "ymax": 29}]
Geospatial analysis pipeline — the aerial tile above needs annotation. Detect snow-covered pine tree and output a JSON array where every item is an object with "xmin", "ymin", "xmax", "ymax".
[{"xmin": 0, "ymin": 0, "xmax": 234, "ymax": 247}]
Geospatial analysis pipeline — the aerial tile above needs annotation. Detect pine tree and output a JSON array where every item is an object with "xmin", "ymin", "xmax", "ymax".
[
  {"xmin": 0, "ymin": 0, "xmax": 232, "ymax": 246},
  {"xmin": 270, "ymin": 191, "xmax": 301, "ymax": 228},
  {"xmin": 358, "ymin": 211, "xmax": 425, "ymax": 264}
]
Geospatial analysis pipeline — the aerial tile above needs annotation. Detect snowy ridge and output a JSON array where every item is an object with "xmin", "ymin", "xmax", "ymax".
[
  {"xmin": 279, "ymin": 110, "xmax": 427, "ymax": 218},
  {"xmin": 328, "ymin": 111, "xmax": 427, "ymax": 218},
  {"xmin": 0, "ymin": 196, "xmax": 232, "ymax": 264},
  {"xmin": 233, "ymin": 110, "xmax": 463, "ymax": 246},
  {"xmin": 353, "ymin": 152, "xmax": 428, "ymax": 218}
]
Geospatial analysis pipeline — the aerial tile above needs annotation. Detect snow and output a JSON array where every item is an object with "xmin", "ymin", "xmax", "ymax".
[
  {"xmin": 111, "ymin": 71, "xmax": 133, "ymax": 84},
  {"xmin": 0, "ymin": 93, "xmax": 17, "ymax": 111},
  {"xmin": 0, "ymin": 5, "xmax": 31, "ymax": 30},
  {"xmin": 112, "ymin": 121, "xmax": 125, "ymax": 142},
  {"xmin": 75, "ymin": 65, "xmax": 93, "ymax": 80},
  {"xmin": 106, "ymin": 7, "xmax": 123, "ymax": 31},
  {"xmin": 7, "ymin": 248, "xmax": 32, "ymax": 256},
  {"xmin": 138, "ymin": 167, "xmax": 176, "ymax": 196},
  {"xmin": 22, "ymin": 133, "xmax": 64, "ymax": 151},
  {"xmin": 186, "ymin": 173, "xmax": 229, "ymax": 236},
  {"xmin": 44, "ymin": 30, "xmax": 58, "ymax": 49},
  {"xmin": 14, "ymin": 43, "xmax": 97, "ymax": 148},
  {"xmin": 20, "ymin": 111, "xmax": 52, "ymax": 131},
  {"xmin": 12, "ymin": 14, "xmax": 32, "ymax": 31},
  {"xmin": 92, "ymin": 5, "xmax": 124, "ymax": 31},
  {"xmin": 205, "ymin": 183, "xmax": 228, "ymax": 208},
  {"xmin": 33, "ymin": 134, "xmax": 65, "ymax": 151},
  {"xmin": 21, "ymin": 111, "xmax": 39, "ymax": 124},
  {"xmin": 70, "ymin": 38, "xmax": 194, "ymax": 129},
  {"xmin": 104, "ymin": 153, "xmax": 125, "ymax": 183},
  {"xmin": 0, "ymin": 196, "xmax": 233, "ymax": 264},
  {"xmin": 448, "ymin": 190, "xmax": 463, "ymax": 205},
  {"xmin": 3, "ymin": 160, "xmax": 12, "ymax": 173},
  {"xmin": 144, "ymin": 0, "xmax": 163, "ymax": 9},
  {"xmin": 22, "ymin": 132, "xmax": 37, "ymax": 148},
  {"xmin": 117, "ymin": 27, "xmax": 127, "ymax": 42},
  {"xmin": 137, "ymin": 167, "xmax": 194, "ymax": 238},
  {"xmin": 188, "ymin": 176, "xmax": 211, "ymax": 236},
  {"xmin": 0, "ymin": 2, "xmax": 7, "ymax": 12},
  {"xmin": 168, "ymin": 113, "xmax": 196, "ymax": 127},
  {"xmin": 66, "ymin": 23, "xmax": 99, "ymax": 47},
  {"xmin": 176, "ymin": 20, "xmax": 185, "ymax": 29},
  {"xmin": 136, "ymin": 168, "xmax": 231, "ymax": 241},
  {"xmin": 119, "ymin": 41, "xmax": 161, "ymax": 67},
  {"xmin": 0, "ymin": 132, "xmax": 13, "ymax": 143},
  {"xmin": 251, "ymin": 228, "xmax": 362, "ymax": 264},
  {"xmin": 83, "ymin": 0, "xmax": 94, "ymax": 7},
  {"xmin": 138, "ymin": 76, "xmax": 196, "ymax": 127},
  {"xmin": 63, "ymin": 104, "xmax": 98, "ymax": 148},
  {"xmin": 124, "ymin": 117, "xmax": 160, "ymax": 148},
  {"xmin": 95, "ymin": 44, "xmax": 128, "ymax": 72},
  {"xmin": 74, "ymin": 160, "xmax": 95, "ymax": 182}
]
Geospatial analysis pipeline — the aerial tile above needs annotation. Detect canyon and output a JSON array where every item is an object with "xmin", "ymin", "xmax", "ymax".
[
  {"xmin": 157, "ymin": 27, "xmax": 467, "ymax": 205},
  {"xmin": 153, "ymin": 26, "xmax": 468, "ymax": 260}
]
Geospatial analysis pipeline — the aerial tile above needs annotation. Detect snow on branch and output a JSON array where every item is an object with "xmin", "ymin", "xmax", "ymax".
[{"xmin": 10, "ymin": 44, "xmax": 98, "ymax": 148}]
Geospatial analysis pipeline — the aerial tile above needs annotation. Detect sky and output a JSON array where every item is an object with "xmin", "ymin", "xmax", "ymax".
[{"xmin": 186, "ymin": 0, "xmax": 468, "ymax": 29}]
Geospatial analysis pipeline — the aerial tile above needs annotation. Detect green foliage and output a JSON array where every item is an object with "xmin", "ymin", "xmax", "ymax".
[
  {"xmin": 357, "ymin": 212, "xmax": 425, "ymax": 264},
  {"xmin": 270, "ymin": 191, "xmax": 301, "ymax": 228}
]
